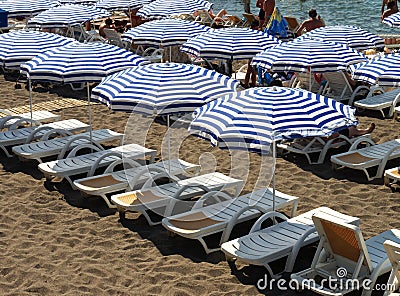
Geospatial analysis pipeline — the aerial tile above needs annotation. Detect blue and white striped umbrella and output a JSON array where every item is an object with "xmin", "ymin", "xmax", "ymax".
[
  {"xmin": 252, "ymin": 39, "xmax": 367, "ymax": 73},
  {"xmin": 181, "ymin": 28, "xmax": 281, "ymax": 60},
  {"xmin": 59, "ymin": 0, "xmax": 98, "ymax": 5},
  {"xmin": 349, "ymin": 53, "xmax": 400, "ymax": 86},
  {"xmin": 95, "ymin": 0, "xmax": 150, "ymax": 10},
  {"xmin": 0, "ymin": 31, "xmax": 76, "ymax": 69},
  {"xmin": 27, "ymin": 4, "xmax": 110, "ymax": 28},
  {"xmin": 0, "ymin": 0, "xmax": 58, "ymax": 17},
  {"xmin": 91, "ymin": 63, "xmax": 239, "ymax": 114},
  {"xmin": 382, "ymin": 12, "xmax": 400, "ymax": 27},
  {"xmin": 189, "ymin": 87, "xmax": 357, "ymax": 153},
  {"xmin": 20, "ymin": 42, "xmax": 149, "ymax": 83},
  {"xmin": 137, "ymin": 0, "xmax": 213, "ymax": 19},
  {"xmin": 122, "ymin": 19, "xmax": 210, "ymax": 47},
  {"xmin": 296, "ymin": 25, "xmax": 384, "ymax": 51}
]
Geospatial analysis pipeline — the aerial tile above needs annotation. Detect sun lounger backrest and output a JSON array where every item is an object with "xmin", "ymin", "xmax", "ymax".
[
  {"xmin": 312, "ymin": 212, "xmax": 374, "ymax": 272},
  {"xmin": 384, "ymin": 240, "xmax": 400, "ymax": 287},
  {"xmin": 324, "ymin": 71, "xmax": 353, "ymax": 99}
]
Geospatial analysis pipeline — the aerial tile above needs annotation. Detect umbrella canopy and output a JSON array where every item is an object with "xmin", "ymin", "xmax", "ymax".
[
  {"xmin": 382, "ymin": 12, "xmax": 400, "ymax": 27},
  {"xmin": 349, "ymin": 53, "xmax": 400, "ymax": 86},
  {"xmin": 0, "ymin": 30, "xmax": 76, "ymax": 69},
  {"xmin": 59, "ymin": 0, "xmax": 98, "ymax": 5},
  {"xmin": 181, "ymin": 28, "xmax": 281, "ymax": 60},
  {"xmin": 252, "ymin": 39, "xmax": 367, "ymax": 73},
  {"xmin": 95, "ymin": 0, "xmax": 150, "ymax": 10},
  {"xmin": 27, "ymin": 4, "xmax": 110, "ymax": 28},
  {"xmin": 296, "ymin": 25, "xmax": 384, "ymax": 51},
  {"xmin": 122, "ymin": 19, "xmax": 210, "ymax": 47},
  {"xmin": 0, "ymin": 0, "xmax": 58, "ymax": 17},
  {"xmin": 137, "ymin": 0, "xmax": 213, "ymax": 19},
  {"xmin": 20, "ymin": 42, "xmax": 149, "ymax": 83},
  {"xmin": 91, "ymin": 62, "xmax": 239, "ymax": 114},
  {"xmin": 189, "ymin": 86, "xmax": 357, "ymax": 153}
]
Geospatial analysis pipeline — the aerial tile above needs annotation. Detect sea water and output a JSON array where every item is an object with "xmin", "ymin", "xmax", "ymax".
[{"xmin": 211, "ymin": 0, "xmax": 395, "ymax": 35}]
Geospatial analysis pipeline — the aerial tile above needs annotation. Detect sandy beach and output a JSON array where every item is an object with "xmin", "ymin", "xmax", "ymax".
[{"xmin": 0, "ymin": 72, "xmax": 399, "ymax": 296}]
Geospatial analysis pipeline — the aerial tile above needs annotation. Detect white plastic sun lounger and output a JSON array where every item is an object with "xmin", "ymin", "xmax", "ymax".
[
  {"xmin": 291, "ymin": 213, "xmax": 400, "ymax": 296},
  {"xmin": 73, "ymin": 158, "xmax": 201, "ymax": 208},
  {"xmin": 220, "ymin": 207, "xmax": 359, "ymax": 278},
  {"xmin": 111, "ymin": 172, "xmax": 244, "ymax": 226},
  {"xmin": 383, "ymin": 240, "xmax": 400, "ymax": 296},
  {"xmin": 277, "ymin": 134, "xmax": 371, "ymax": 164},
  {"xmin": 0, "ymin": 119, "xmax": 89, "ymax": 157},
  {"xmin": 354, "ymin": 88, "xmax": 400, "ymax": 118},
  {"xmin": 0, "ymin": 109, "xmax": 61, "ymax": 130},
  {"xmin": 38, "ymin": 144, "xmax": 157, "ymax": 186},
  {"xmin": 12, "ymin": 129, "xmax": 124, "ymax": 163},
  {"xmin": 331, "ymin": 138, "xmax": 400, "ymax": 180},
  {"xmin": 162, "ymin": 188, "xmax": 300, "ymax": 254}
]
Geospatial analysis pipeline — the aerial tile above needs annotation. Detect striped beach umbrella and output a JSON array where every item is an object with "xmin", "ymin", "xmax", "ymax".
[
  {"xmin": 382, "ymin": 12, "xmax": 400, "ymax": 27},
  {"xmin": 252, "ymin": 39, "xmax": 367, "ymax": 73},
  {"xmin": 189, "ymin": 86, "xmax": 357, "ymax": 209},
  {"xmin": 27, "ymin": 4, "xmax": 110, "ymax": 28},
  {"xmin": 20, "ymin": 42, "xmax": 148, "ymax": 140},
  {"xmin": 349, "ymin": 53, "xmax": 400, "ymax": 86},
  {"xmin": 122, "ymin": 19, "xmax": 210, "ymax": 47},
  {"xmin": 0, "ymin": 0, "xmax": 58, "ymax": 17},
  {"xmin": 181, "ymin": 28, "xmax": 281, "ymax": 60},
  {"xmin": 189, "ymin": 87, "xmax": 357, "ymax": 152},
  {"xmin": 137, "ymin": 0, "xmax": 213, "ymax": 19},
  {"xmin": 296, "ymin": 25, "xmax": 384, "ymax": 51},
  {"xmin": 95, "ymin": 0, "xmax": 150, "ymax": 10},
  {"xmin": 0, "ymin": 30, "xmax": 76, "ymax": 69},
  {"xmin": 21, "ymin": 42, "xmax": 149, "ymax": 83},
  {"xmin": 59, "ymin": 0, "xmax": 98, "ymax": 5},
  {"xmin": 91, "ymin": 62, "xmax": 239, "ymax": 114}
]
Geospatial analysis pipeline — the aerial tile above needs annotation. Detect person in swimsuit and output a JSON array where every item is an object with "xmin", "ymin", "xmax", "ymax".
[
  {"xmin": 263, "ymin": 0, "xmax": 275, "ymax": 28},
  {"xmin": 332, "ymin": 123, "xmax": 375, "ymax": 139},
  {"xmin": 382, "ymin": 0, "xmax": 398, "ymax": 21},
  {"xmin": 256, "ymin": 0, "xmax": 265, "ymax": 27},
  {"xmin": 296, "ymin": 9, "xmax": 325, "ymax": 36},
  {"xmin": 382, "ymin": 0, "xmax": 399, "ymax": 14}
]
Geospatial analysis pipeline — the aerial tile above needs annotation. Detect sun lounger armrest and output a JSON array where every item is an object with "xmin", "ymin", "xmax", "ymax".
[
  {"xmin": 141, "ymin": 171, "xmax": 180, "ymax": 189},
  {"xmin": 63, "ymin": 143, "xmax": 104, "ymax": 160},
  {"xmin": 58, "ymin": 135, "xmax": 103, "ymax": 159},
  {"xmin": 40, "ymin": 128, "xmax": 73, "ymax": 141},
  {"xmin": 220, "ymin": 204, "xmax": 272, "ymax": 245},
  {"xmin": 249, "ymin": 211, "xmax": 289, "ymax": 233},
  {"xmin": 10, "ymin": 118, "xmax": 41, "ymax": 131},
  {"xmin": 366, "ymin": 85, "xmax": 385, "ymax": 98},
  {"xmin": 192, "ymin": 191, "xmax": 233, "ymax": 210},
  {"xmin": 389, "ymin": 92, "xmax": 400, "ymax": 117},
  {"xmin": 104, "ymin": 158, "xmax": 142, "ymax": 174},
  {"xmin": 285, "ymin": 227, "xmax": 318, "ymax": 273},
  {"xmin": 349, "ymin": 85, "xmax": 370, "ymax": 106},
  {"xmin": 87, "ymin": 151, "xmax": 123, "ymax": 177},
  {"xmin": 348, "ymin": 136, "xmax": 376, "ymax": 151},
  {"xmin": 163, "ymin": 183, "xmax": 212, "ymax": 217},
  {"xmin": 0, "ymin": 115, "xmax": 24, "ymax": 129},
  {"xmin": 24, "ymin": 125, "xmax": 54, "ymax": 144}
]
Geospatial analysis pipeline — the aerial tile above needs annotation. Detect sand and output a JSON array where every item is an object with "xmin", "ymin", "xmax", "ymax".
[{"xmin": 0, "ymin": 72, "xmax": 399, "ymax": 296}]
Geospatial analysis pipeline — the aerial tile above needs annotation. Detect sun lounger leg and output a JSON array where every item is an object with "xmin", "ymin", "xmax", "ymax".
[{"xmin": 0, "ymin": 145, "xmax": 13, "ymax": 157}]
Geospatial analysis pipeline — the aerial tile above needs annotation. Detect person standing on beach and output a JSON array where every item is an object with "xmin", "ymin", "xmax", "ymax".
[
  {"xmin": 256, "ymin": 0, "xmax": 265, "ymax": 27},
  {"xmin": 382, "ymin": 0, "xmax": 399, "ymax": 14},
  {"xmin": 262, "ymin": 0, "xmax": 275, "ymax": 29},
  {"xmin": 295, "ymin": 9, "xmax": 325, "ymax": 36},
  {"xmin": 382, "ymin": 1, "xmax": 398, "ymax": 21}
]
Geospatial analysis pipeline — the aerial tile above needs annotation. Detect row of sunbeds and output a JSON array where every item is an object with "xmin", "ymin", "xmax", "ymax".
[{"xmin": 1, "ymin": 112, "xmax": 400, "ymax": 295}]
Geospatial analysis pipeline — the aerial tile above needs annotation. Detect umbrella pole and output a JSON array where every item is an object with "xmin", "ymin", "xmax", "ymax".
[
  {"xmin": 167, "ymin": 114, "xmax": 171, "ymax": 174},
  {"xmin": 28, "ymin": 78, "xmax": 33, "ymax": 123},
  {"xmin": 87, "ymin": 82, "xmax": 92, "ymax": 143},
  {"xmin": 309, "ymin": 68, "xmax": 312, "ymax": 92},
  {"xmin": 272, "ymin": 140, "xmax": 276, "ymax": 212}
]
